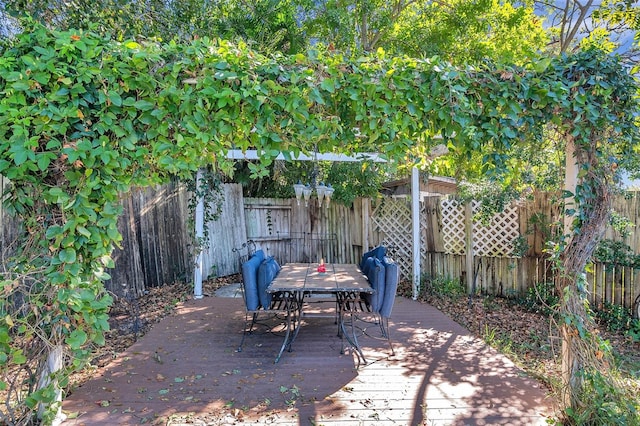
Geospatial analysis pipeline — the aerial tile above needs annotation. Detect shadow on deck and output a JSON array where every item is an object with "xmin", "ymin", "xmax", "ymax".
[{"xmin": 62, "ymin": 289, "xmax": 556, "ymax": 425}]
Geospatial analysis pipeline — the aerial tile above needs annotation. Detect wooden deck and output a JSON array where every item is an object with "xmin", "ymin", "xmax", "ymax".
[{"xmin": 61, "ymin": 291, "xmax": 555, "ymax": 425}]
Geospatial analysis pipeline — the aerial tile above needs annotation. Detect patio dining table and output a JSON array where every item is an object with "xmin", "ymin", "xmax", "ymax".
[{"xmin": 267, "ymin": 263, "xmax": 373, "ymax": 365}]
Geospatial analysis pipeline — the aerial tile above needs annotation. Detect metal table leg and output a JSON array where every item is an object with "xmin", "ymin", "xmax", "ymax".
[
  {"xmin": 274, "ymin": 291, "xmax": 304, "ymax": 363},
  {"xmin": 337, "ymin": 291, "xmax": 367, "ymax": 366}
]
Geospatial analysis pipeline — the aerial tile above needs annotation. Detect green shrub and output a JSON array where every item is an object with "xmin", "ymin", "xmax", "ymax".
[
  {"xmin": 593, "ymin": 301, "xmax": 632, "ymax": 333},
  {"xmin": 520, "ymin": 281, "xmax": 558, "ymax": 315},
  {"xmin": 420, "ymin": 274, "xmax": 466, "ymax": 299},
  {"xmin": 627, "ymin": 319, "xmax": 640, "ymax": 343},
  {"xmin": 564, "ymin": 369, "xmax": 640, "ymax": 426}
]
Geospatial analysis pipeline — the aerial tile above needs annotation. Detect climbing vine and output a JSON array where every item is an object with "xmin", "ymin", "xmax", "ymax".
[
  {"xmin": 184, "ymin": 168, "xmax": 224, "ymax": 253},
  {"xmin": 0, "ymin": 21, "xmax": 638, "ymax": 423}
]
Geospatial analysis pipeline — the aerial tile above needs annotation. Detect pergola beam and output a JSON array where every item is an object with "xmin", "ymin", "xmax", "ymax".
[
  {"xmin": 193, "ymin": 149, "xmax": 388, "ymax": 298},
  {"xmin": 226, "ymin": 149, "xmax": 387, "ymax": 163},
  {"xmin": 195, "ymin": 147, "xmax": 447, "ymax": 300}
]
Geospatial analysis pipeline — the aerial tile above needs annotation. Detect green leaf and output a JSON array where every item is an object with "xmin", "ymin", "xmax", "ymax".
[
  {"xmin": 320, "ymin": 78, "xmax": 335, "ymax": 93},
  {"xmin": 12, "ymin": 81, "xmax": 31, "ymax": 91},
  {"xmin": 37, "ymin": 155, "xmax": 51, "ymax": 171},
  {"xmin": 125, "ymin": 41, "xmax": 141, "ymax": 49},
  {"xmin": 59, "ymin": 248, "xmax": 77, "ymax": 264},
  {"xmin": 92, "ymin": 333, "xmax": 105, "ymax": 346},
  {"xmin": 134, "ymin": 100, "xmax": 154, "ymax": 111},
  {"xmin": 108, "ymin": 91, "xmax": 122, "ymax": 107},
  {"xmin": 67, "ymin": 329, "xmax": 88, "ymax": 350},
  {"xmin": 13, "ymin": 149, "xmax": 28, "ymax": 166},
  {"xmin": 106, "ymin": 227, "xmax": 121, "ymax": 241},
  {"xmin": 12, "ymin": 350, "xmax": 27, "ymax": 364},
  {"xmin": 503, "ymin": 127, "xmax": 516, "ymax": 139},
  {"xmin": 534, "ymin": 58, "xmax": 552, "ymax": 73},
  {"xmin": 48, "ymin": 187, "xmax": 69, "ymax": 204},
  {"xmin": 76, "ymin": 226, "xmax": 91, "ymax": 238}
]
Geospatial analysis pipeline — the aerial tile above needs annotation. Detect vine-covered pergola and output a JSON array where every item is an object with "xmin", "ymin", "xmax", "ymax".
[{"xmin": 1, "ymin": 22, "xmax": 639, "ymax": 423}]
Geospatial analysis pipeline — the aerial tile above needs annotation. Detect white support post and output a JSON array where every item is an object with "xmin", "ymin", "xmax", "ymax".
[
  {"xmin": 564, "ymin": 138, "xmax": 578, "ymax": 238},
  {"xmin": 411, "ymin": 167, "xmax": 421, "ymax": 300},
  {"xmin": 561, "ymin": 136, "xmax": 579, "ymax": 409},
  {"xmin": 193, "ymin": 169, "xmax": 204, "ymax": 299},
  {"xmin": 465, "ymin": 201, "xmax": 474, "ymax": 295},
  {"xmin": 38, "ymin": 344, "xmax": 66, "ymax": 425}
]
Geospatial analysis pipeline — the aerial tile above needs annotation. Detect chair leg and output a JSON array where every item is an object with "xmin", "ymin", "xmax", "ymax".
[
  {"xmin": 381, "ymin": 316, "xmax": 395, "ymax": 356},
  {"xmin": 237, "ymin": 312, "xmax": 258, "ymax": 352},
  {"xmin": 378, "ymin": 313, "xmax": 386, "ymax": 337}
]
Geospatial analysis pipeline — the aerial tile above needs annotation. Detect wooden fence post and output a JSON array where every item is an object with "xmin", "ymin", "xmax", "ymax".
[
  {"xmin": 362, "ymin": 197, "xmax": 370, "ymax": 252},
  {"xmin": 465, "ymin": 201, "xmax": 474, "ymax": 295},
  {"xmin": 412, "ymin": 167, "xmax": 421, "ymax": 299},
  {"xmin": 193, "ymin": 169, "xmax": 204, "ymax": 299}
]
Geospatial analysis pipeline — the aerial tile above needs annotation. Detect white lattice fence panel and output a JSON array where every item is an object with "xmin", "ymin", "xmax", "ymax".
[
  {"xmin": 471, "ymin": 201, "xmax": 519, "ymax": 257},
  {"xmin": 371, "ymin": 199, "xmax": 412, "ymax": 279},
  {"xmin": 439, "ymin": 199, "xmax": 520, "ymax": 257},
  {"xmin": 440, "ymin": 198, "xmax": 466, "ymax": 255},
  {"xmin": 420, "ymin": 202, "xmax": 428, "ymax": 251}
]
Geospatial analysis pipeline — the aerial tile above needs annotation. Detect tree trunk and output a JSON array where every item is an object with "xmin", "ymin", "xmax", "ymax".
[
  {"xmin": 559, "ymin": 139, "xmax": 612, "ymax": 411},
  {"xmin": 559, "ymin": 280, "xmax": 594, "ymax": 408}
]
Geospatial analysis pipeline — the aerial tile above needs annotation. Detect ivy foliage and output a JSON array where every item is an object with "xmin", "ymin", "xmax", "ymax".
[
  {"xmin": 2, "ymin": 0, "xmax": 306, "ymax": 54},
  {"xmin": 594, "ymin": 239, "xmax": 640, "ymax": 269},
  {"xmin": 234, "ymin": 160, "xmax": 386, "ymax": 205},
  {"xmin": 0, "ymin": 21, "xmax": 639, "ymax": 421}
]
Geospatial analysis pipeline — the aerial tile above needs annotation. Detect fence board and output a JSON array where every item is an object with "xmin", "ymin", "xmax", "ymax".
[
  {"xmin": 633, "ymin": 269, "xmax": 640, "ymax": 310},
  {"xmin": 135, "ymin": 182, "xmax": 191, "ymax": 288},
  {"xmin": 4, "ymin": 178, "xmax": 640, "ymax": 311},
  {"xmin": 108, "ymin": 195, "xmax": 145, "ymax": 297},
  {"xmin": 202, "ymin": 184, "xmax": 247, "ymax": 279}
]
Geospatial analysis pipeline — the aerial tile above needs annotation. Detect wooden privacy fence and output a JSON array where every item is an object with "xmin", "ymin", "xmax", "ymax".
[
  {"xmin": 372, "ymin": 193, "xmax": 640, "ymax": 311},
  {"xmin": 239, "ymin": 197, "xmax": 370, "ymax": 265},
  {"xmin": 216, "ymin": 189, "xmax": 640, "ymax": 311},
  {"xmin": 108, "ymin": 180, "xmax": 192, "ymax": 296},
  {"xmin": 2, "ymin": 178, "xmax": 640, "ymax": 310}
]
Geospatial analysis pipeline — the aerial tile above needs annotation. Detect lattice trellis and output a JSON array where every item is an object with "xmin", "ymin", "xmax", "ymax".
[
  {"xmin": 371, "ymin": 196, "xmax": 521, "ymax": 281},
  {"xmin": 371, "ymin": 198, "xmax": 413, "ymax": 279},
  {"xmin": 440, "ymin": 198, "xmax": 467, "ymax": 255},
  {"xmin": 440, "ymin": 199, "xmax": 520, "ymax": 257}
]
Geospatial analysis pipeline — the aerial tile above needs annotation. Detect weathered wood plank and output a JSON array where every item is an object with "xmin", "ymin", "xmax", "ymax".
[
  {"xmin": 203, "ymin": 184, "xmax": 247, "ymax": 278},
  {"xmin": 4, "ymin": 178, "xmax": 640, "ymax": 310},
  {"xmin": 107, "ymin": 194, "xmax": 145, "ymax": 297}
]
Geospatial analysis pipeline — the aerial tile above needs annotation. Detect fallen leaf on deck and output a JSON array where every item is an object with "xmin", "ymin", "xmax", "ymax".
[{"xmin": 64, "ymin": 411, "xmax": 80, "ymax": 419}]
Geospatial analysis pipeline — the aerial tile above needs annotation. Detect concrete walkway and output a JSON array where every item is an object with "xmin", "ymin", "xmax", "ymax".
[{"xmin": 61, "ymin": 288, "xmax": 556, "ymax": 425}]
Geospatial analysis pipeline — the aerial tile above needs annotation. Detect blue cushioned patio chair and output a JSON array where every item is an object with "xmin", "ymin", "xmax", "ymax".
[
  {"xmin": 237, "ymin": 250, "xmax": 291, "ymax": 354},
  {"xmin": 356, "ymin": 248, "xmax": 399, "ymax": 356},
  {"xmin": 378, "ymin": 257, "xmax": 399, "ymax": 355}
]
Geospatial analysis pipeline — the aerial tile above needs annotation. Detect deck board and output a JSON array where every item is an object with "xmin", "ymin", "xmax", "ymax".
[{"xmin": 61, "ymin": 293, "xmax": 555, "ymax": 425}]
